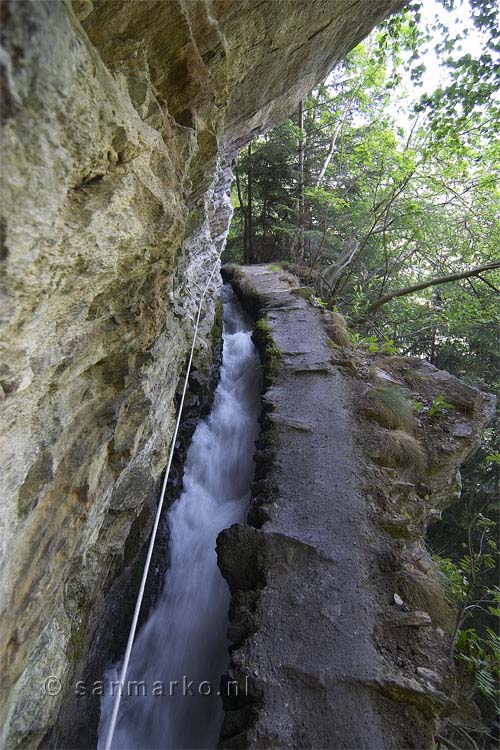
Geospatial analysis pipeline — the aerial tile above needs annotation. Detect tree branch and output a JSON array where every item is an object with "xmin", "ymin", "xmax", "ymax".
[{"xmin": 365, "ymin": 261, "xmax": 500, "ymax": 316}]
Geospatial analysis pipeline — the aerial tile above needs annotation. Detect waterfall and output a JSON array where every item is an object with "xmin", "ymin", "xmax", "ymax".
[{"xmin": 97, "ymin": 285, "xmax": 261, "ymax": 750}]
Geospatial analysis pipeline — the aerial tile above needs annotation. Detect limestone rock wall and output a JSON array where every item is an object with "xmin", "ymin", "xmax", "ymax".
[{"xmin": 0, "ymin": 0, "xmax": 404, "ymax": 746}]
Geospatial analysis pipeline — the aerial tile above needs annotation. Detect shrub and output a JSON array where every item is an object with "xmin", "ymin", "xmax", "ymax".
[{"xmin": 429, "ymin": 394, "xmax": 456, "ymax": 419}]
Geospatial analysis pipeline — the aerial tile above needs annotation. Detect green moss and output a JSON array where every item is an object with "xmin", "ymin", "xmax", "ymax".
[
  {"xmin": 211, "ymin": 298, "xmax": 223, "ymax": 350},
  {"xmin": 266, "ymin": 341, "xmax": 284, "ymax": 366},
  {"xmin": 68, "ymin": 624, "xmax": 86, "ymax": 664},
  {"xmin": 255, "ymin": 318, "xmax": 272, "ymax": 334},
  {"xmin": 253, "ymin": 316, "xmax": 284, "ymax": 386},
  {"xmin": 256, "ymin": 429, "xmax": 273, "ymax": 448}
]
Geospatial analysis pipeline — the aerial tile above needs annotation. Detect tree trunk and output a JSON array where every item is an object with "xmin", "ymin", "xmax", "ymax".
[
  {"xmin": 316, "ymin": 85, "xmax": 360, "ymax": 188},
  {"xmin": 297, "ymin": 100, "xmax": 305, "ymax": 260},
  {"xmin": 315, "ymin": 119, "xmax": 342, "ymax": 187},
  {"xmin": 247, "ymin": 141, "xmax": 254, "ymax": 263},
  {"xmin": 235, "ymin": 165, "xmax": 248, "ymax": 263}
]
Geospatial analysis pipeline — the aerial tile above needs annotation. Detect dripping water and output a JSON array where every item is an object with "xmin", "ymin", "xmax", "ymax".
[{"xmin": 98, "ymin": 284, "xmax": 261, "ymax": 749}]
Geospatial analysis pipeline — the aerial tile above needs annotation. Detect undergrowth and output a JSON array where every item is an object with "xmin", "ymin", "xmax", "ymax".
[
  {"xmin": 396, "ymin": 546, "xmax": 454, "ymax": 629},
  {"xmin": 379, "ymin": 429, "xmax": 426, "ymax": 474},
  {"xmin": 364, "ymin": 384, "xmax": 416, "ymax": 432}
]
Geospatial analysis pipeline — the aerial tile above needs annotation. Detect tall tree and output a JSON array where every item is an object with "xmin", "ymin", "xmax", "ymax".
[
  {"xmin": 297, "ymin": 100, "xmax": 305, "ymax": 259},
  {"xmin": 246, "ymin": 141, "xmax": 254, "ymax": 264}
]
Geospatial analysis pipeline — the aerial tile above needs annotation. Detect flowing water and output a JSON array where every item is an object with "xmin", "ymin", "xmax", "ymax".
[{"xmin": 98, "ymin": 285, "xmax": 261, "ymax": 750}]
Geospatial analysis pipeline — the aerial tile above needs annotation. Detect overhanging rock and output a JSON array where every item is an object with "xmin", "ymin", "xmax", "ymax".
[{"xmin": 1, "ymin": 1, "xmax": 404, "ymax": 746}]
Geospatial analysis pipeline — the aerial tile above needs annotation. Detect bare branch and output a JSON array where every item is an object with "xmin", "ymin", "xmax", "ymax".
[{"xmin": 365, "ymin": 261, "xmax": 500, "ymax": 316}]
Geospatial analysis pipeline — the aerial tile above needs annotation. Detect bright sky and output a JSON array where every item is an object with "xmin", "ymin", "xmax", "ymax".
[
  {"xmin": 417, "ymin": 0, "xmax": 484, "ymax": 90},
  {"xmin": 392, "ymin": 0, "xmax": 488, "ymax": 126}
]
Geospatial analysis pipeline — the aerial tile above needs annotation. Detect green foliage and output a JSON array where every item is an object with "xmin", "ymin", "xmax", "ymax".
[
  {"xmin": 429, "ymin": 395, "xmax": 456, "ymax": 419},
  {"xmin": 435, "ymin": 514, "xmax": 500, "ymax": 711},
  {"xmin": 351, "ymin": 332, "xmax": 397, "ymax": 354},
  {"xmin": 313, "ymin": 295, "xmax": 328, "ymax": 308},
  {"xmin": 419, "ymin": 0, "xmax": 500, "ymax": 146},
  {"xmin": 435, "ymin": 555, "xmax": 467, "ymax": 603},
  {"xmin": 456, "ymin": 626, "xmax": 500, "ymax": 703},
  {"xmin": 226, "ymin": 5, "xmax": 499, "ymax": 735},
  {"xmin": 227, "ymin": 3, "xmax": 500, "ymax": 392},
  {"xmin": 351, "ymin": 333, "xmax": 380, "ymax": 352}
]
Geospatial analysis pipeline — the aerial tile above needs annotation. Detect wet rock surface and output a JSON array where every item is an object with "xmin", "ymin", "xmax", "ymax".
[{"xmin": 218, "ymin": 265, "xmax": 495, "ymax": 749}]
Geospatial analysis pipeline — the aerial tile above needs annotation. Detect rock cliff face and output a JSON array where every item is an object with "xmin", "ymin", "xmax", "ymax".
[{"xmin": 0, "ymin": 0, "xmax": 404, "ymax": 746}]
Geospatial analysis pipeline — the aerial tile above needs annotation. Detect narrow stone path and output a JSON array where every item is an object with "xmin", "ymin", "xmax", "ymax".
[{"xmin": 218, "ymin": 265, "xmax": 443, "ymax": 749}]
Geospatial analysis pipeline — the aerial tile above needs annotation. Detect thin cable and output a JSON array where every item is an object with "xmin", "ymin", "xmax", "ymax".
[{"xmin": 104, "ymin": 252, "xmax": 223, "ymax": 750}]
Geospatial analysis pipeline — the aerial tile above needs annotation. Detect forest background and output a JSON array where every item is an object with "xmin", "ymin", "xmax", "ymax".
[{"xmin": 223, "ymin": 1, "xmax": 500, "ymax": 746}]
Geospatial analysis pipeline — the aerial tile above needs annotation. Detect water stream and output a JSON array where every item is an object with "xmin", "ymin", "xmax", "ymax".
[{"xmin": 97, "ymin": 285, "xmax": 261, "ymax": 749}]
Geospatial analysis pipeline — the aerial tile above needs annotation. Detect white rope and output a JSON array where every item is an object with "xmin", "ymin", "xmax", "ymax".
[{"xmin": 104, "ymin": 252, "xmax": 223, "ymax": 750}]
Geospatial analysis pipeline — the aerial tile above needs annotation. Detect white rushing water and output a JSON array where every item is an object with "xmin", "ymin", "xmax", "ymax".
[{"xmin": 98, "ymin": 285, "xmax": 261, "ymax": 750}]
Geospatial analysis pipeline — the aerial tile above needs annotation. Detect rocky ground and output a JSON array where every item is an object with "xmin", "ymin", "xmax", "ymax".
[{"xmin": 218, "ymin": 265, "xmax": 495, "ymax": 749}]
